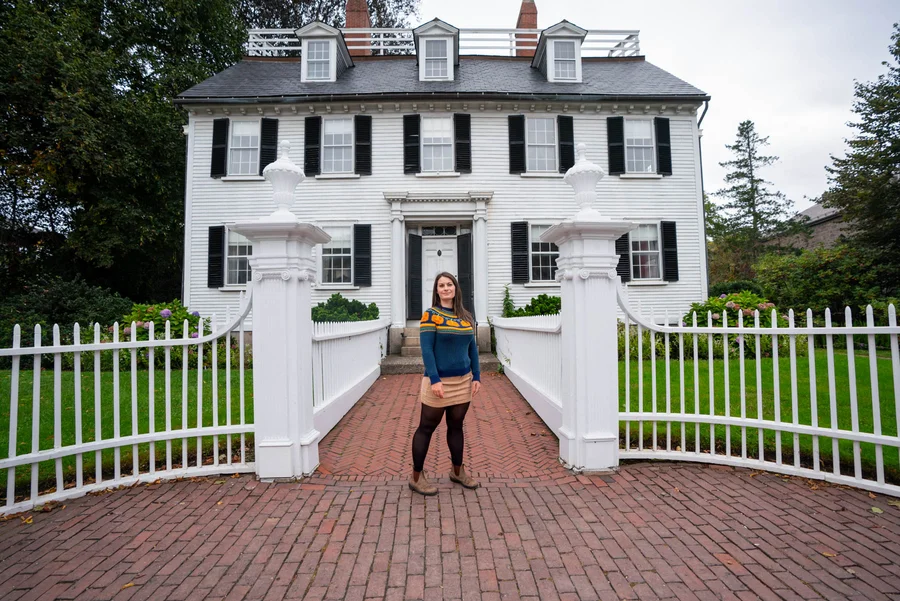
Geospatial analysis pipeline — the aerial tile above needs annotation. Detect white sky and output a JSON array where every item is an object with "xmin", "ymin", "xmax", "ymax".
[{"xmin": 416, "ymin": 0, "xmax": 897, "ymax": 212}]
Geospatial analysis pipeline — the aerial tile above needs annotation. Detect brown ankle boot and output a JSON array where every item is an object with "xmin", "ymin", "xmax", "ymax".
[
  {"xmin": 449, "ymin": 465, "xmax": 479, "ymax": 489},
  {"xmin": 409, "ymin": 472, "xmax": 438, "ymax": 496}
]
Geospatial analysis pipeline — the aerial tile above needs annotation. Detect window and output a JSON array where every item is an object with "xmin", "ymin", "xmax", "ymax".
[
  {"xmin": 321, "ymin": 226, "xmax": 352, "ymax": 284},
  {"xmin": 421, "ymin": 117, "xmax": 454, "ymax": 172},
  {"xmin": 530, "ymin": 224, "xmax": 559, "ymax": 282},
  {"xmin": 228, "ymin": 121, "xmax": 259, "ymax": 176},
  {"xmin": 526, "ymin": 118, "xmax": 557, "ymax": 172},
  {"xmin": 630, "ymin": 223, "xmax": 661, "ymax": 280},
  {"xmin": 553, "ymin": 41, "xmax": 577, "ymax": 80},
  {"xmin": 421, "ymin": 225, "xmax": 458, "ymax": 236},
  {"xmin": 424, "ymin": 39, "xmax": 449, "ymax": 79},
  {"xmin": 307, "ymin": 40, "xmax": 331, "ymax": 80},
  {"xmin": 625, "ymin": 120, "xmax": 655, "ymax": 173},
  {"xmin": 322, "ymin": 118, "xmax": 354, "ymax": 174},
  {"xmin": 227, "ymin": 230, "xmax": 252, "ymax": 285}
]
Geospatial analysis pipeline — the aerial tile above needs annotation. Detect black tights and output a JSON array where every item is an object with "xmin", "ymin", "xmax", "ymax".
[{"xmin": 412, "ymin": 402, "xmax": 470, "ymax": 473}]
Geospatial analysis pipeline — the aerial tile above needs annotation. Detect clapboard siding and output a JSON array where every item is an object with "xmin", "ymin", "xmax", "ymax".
[{"xmin": 184, "ymin": 109, "xmax": 707, "ymax": 323}]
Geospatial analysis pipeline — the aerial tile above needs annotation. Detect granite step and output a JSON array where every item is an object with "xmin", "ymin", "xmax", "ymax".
[{"xmin": 381, "ymin": 353, "xmax": 500, "ymax": 375}]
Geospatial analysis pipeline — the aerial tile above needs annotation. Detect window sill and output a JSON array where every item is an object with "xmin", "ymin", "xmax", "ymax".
[
  {"xmin": 619, "ymin": 173, "xmax": 663, "ymax": 180},
  {"xmin": 221, "ymin": 175, "xmax": 265, "ymax": 181},
  {"xmin": 626, "ymin": 280, "xmax": 668, "ymax": 286},
  {"xmin": 520, "ymin": 173, "xmax": 564, "ymax": 179},
  {"xmin": 315, "ymin": 284, "xmax": 360, "ymax": 291},
  {"xmin": 524, "ymin": 282, "xmax": 560, "ymax": 288},
  {"xmin": 415, "ymin": 172, "xmax": 461, "ymax": 178},
  {"xmin": 315, "ymin": 173, "xmax": 361, "ymax": 180},
  {"xmin": 219, "ymin": 286, "xmax": 249, "ymax": 291}
]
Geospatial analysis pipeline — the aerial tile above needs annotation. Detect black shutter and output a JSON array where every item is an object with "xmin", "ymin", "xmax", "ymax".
[
  {"xmin": 655, "ymin": 117, "xmax": 672, "ymax": 176},
  {"xmin": 508, "ymin": 115, "xmax": 526, "ymax": 174},
  {"xmin": 207, "ymin": 226, "xmax": 226, "ymax": 288},
  {"xmin": 615, "ymin": 233, "xmax": 631, "ymax": 283},
  {"xmin": 454, "ymin": 114, "xmax": 472, "ymax": 174},
  {"xmin": 353, "ymin": 224, "xmax": 372, "ymax": 287},
  {"xmin": 304, "ymin": 116, "xmax": 321, "ymax": 176},
  {"xmin": 457, "ymin": 233, "xmax": 474, "ymax": 315},
  {"xmin": 259, "ymin": 118, "xmax": 279, "ymax": 175},
  {"xmin": 403, "ymin": 114, "xmax": 421, "ymax": 174},
  {"xmin": 210, "ymin": 119, "xmax": 229, "ymax": 178},
  {"xmin": 354, "ymin": 115, "xmax": 372, "ymax": 176},
  {"xmin": 407, "ymin": 233, "xmax": 423, "ymax": 318},
  {"xmin": 558, "ymin": 115, "xmax": 575, "ymax": 173},
  {"xmin": 661, "ymin": 221, "xmax": 679, "ymax": 281},
  {"xmin": 607, "ymin": 116, "xmax": 625, "ymax": 175},
  {"xmin": 511, "ymin": 221, "xmax": 529, "ymax": 284}
]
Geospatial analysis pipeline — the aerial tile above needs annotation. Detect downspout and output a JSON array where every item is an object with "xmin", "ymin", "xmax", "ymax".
[{"xmin": 697, "ymin": 100, "xmax": 711, "ymax": 295}]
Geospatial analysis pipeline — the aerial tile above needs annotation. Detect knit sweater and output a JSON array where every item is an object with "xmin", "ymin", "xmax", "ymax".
[{"xmin": 420, "ymin": 306, "xmax": 481, "ymax": 385}]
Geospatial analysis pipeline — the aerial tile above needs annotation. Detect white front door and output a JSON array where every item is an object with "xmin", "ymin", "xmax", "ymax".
[{"xmin": 422, "ymin": 237, "xmax": 458, "ymax": 311}]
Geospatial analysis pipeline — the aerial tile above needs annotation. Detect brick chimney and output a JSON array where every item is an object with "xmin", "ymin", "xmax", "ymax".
[
  {"xmin": 515, "ymin": 0, "xmax": 538, "ymax": 58},
  {"xmin": 345, "ymin": 0, "xmax": 372, "ymax": 57}
]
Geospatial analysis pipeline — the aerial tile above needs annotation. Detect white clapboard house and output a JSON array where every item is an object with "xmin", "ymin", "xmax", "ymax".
[{"xmin": 176, "ymin": 0, "xmax": 710, "ymax": 354}]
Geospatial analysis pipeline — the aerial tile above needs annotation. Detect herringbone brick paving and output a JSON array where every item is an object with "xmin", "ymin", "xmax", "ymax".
[{"xmin": 0, "ymin": 374, "xmax": 899, "ymax": 600}]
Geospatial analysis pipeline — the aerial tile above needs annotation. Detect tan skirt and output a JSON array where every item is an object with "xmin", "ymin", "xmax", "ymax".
[{"xmin": 420, "ymin": 372, "xmax": 473, "ymax": 408}]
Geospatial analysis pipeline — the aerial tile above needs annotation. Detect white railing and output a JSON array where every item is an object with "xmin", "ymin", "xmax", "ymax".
[
  {"xmin": 617, "ymin": 287, "xmax": 900, "ymax": 497},
  {"xmin": 246, "ymin": 28, "xmax": 641, "ymax": 58},
  {"xmin": 311, "ymin": 318, "xmax": 389, "ymax": 437},
  {"xmin": 0, "ymin": 293, "xmax": 254, "ymax": 516},
  {"xmin": 492, "ymin": 314, "xmax": 563, "ymax": 435}
]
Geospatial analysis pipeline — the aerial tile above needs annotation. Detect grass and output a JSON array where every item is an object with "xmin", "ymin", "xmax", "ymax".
[
  {"xmin": 619, "ymin": 348, "xmax": 900, "ymax": 483},
  {"xmin": 0, "ymin": 368, "xmax": 255, "ymax": 503}
]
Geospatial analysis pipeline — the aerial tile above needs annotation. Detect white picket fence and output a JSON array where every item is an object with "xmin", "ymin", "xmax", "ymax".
[
  {"xmin": 0, "ymin": 293, "xmax": 255, "ymax": 516},
  {"xmin": 492, "ymin": 315, "xmax": 563, "ymax": 435},
  {"xmin": 617, "ymin": 288, "xmax": 900, "ymax": 497}
]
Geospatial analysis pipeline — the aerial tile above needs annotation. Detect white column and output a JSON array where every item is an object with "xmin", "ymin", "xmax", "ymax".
[
  {"xmin": 390, "ymin": 201, "xmax": 406, "ymax": 329},
  {"xmin": 473, "ymin": 207, "xmax": 489, "ymax": 325},
  {"xmin": 231, "ymin": 141, "xmax": 331, "ymax": 479},
  {"xmin": 543, "ymin": 144, "xmax": 635, "ymax": 472}
]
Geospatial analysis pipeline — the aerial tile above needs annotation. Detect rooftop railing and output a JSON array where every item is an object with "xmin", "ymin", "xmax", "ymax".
[{"xmin": 245, "ymin": 28, "xmax": 641, "ymax": 58}]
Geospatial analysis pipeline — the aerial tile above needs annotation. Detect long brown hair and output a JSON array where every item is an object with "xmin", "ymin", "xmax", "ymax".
[{"xmin": 431, "ymin": 272, "xmax": 474, "ymax": 325}]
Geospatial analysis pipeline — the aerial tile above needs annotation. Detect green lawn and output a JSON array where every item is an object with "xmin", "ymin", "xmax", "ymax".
[
  {"xmin": 0, "ymin": 369, "xmax": 255, "ymax": 502},
  {"xmin": 619, "ymin": 349, "xmax": 900, "ymax": 483}
]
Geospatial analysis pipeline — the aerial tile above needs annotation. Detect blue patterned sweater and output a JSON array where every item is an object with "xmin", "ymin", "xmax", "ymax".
[{"xmin": 420, "ymin": 306, "xmax": 480, "ymax": 385}]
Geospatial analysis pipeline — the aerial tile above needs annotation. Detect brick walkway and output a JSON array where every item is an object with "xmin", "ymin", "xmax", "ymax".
[{"xmin": 1, "ymin": 374, "xmax": 900, "ymax": 601}]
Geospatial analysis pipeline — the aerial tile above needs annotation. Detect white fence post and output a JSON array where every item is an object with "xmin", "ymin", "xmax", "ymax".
[
  {"xmin": 543, "ymin": 143, "xmax": 635, "ymax": 472},
  {"xmin": 231, "ymin": 140, "xmax": 330, "ymax": 479}
]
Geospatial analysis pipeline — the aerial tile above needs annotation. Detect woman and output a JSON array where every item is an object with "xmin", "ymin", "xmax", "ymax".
[{"xmin": 409, "ymin": 272, "xmax": 482, "ymax": 496}]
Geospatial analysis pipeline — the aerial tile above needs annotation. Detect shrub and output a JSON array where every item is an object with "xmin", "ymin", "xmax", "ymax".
[
  {"xmin": 684, "ymin": 291, "xmax": 783, "ymax": 328},
  {"xmin": 502, "ymin": 286, "xmax": 561, "ymax": 317},
  {"xmin": 121, "ymin": 299, "xmax": 207, "ymax": 339},
  {"xmin": 312, "ymin": 293, "xmax": 379, "ymax": 322},
  {"xmin": 708, "ymin": 280, "xmax": 764, "ymax": 298}
]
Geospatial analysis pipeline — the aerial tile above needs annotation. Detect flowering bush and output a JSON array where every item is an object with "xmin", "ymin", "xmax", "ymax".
[
  {"xmin": 121, "ymin": 300, "xmax": 207, "ymax": 339},
  {"xmin": 684, "ymin": 291, "xmax": 788, "ymax": 328}
]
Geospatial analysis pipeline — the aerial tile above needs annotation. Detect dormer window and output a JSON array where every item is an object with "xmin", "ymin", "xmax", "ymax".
[
  {"xmin": 307, "ymin": 40, "xmax": 331, "ymax": 80},
  {"xmin": 424, "ymin": 39, "xmax": 449, "ymax": 79},
  {"xmin": 553, "ymin": 41, "xmax": 577, "ymax": 80}
]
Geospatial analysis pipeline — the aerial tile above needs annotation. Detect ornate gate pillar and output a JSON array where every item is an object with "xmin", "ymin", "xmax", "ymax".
[
  {"xmin": 231, "ymin": 141, "xmax": 330, "ymax": 479},
  {"xmin": 542, "ymin": 144, "xmax": 635, "ymax": 472}
]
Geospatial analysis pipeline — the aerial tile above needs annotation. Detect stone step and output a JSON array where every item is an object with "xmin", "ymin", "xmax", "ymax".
[
  {"xmin": 400, "ymin": 346, "xmax": 422, "ymax": 357},
  {"xmin": 402, "ymin": 337, "xmax": 420, "ymax": 348},
  {"xmin": 381, "ymin": 354, "xmax": 501, "ymax": 375}
]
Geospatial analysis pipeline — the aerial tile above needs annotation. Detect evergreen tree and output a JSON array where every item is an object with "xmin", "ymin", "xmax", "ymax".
[{"xmin": 825, "ymin": 23, "xmax": 900, "ymax": 291}]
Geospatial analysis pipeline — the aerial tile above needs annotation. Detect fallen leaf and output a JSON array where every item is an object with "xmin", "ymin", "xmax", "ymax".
[
  {"xmin": 122, "ymin": 582, "xmax": 134, "ymax": 589},
  {"xmin": 673, "ymin": 487, "xmax": 680, "ymax": 494},
  {"xmin": 868, "ymin": 492, "xmax": 876, "ymax": 499},
  {"xmin": 822, "ymin": 552, "xmax": 837, "ymax": 558},
  {"xmin": 231, "ymin": 473, "xmax": 241, "ymax": 479},
  {"xmin": 871, "ymin": 507, "xmax": 884, "ymax": 514},
  {"xmin": 21, "ymin": 516, "xmax": 32, "ymax": 524},
  {"xmin": 216, "ymin": 501, "xmax": 223, "ymax": 506},
  {"xmin": 214, "ymin": 480, "xmax": 226, "ymax": 484}
]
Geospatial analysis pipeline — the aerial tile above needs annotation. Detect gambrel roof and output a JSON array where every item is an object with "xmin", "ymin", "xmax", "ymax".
[{"xmin": 177, "ymin": 57, "xmax": 709, "ymax": 104}]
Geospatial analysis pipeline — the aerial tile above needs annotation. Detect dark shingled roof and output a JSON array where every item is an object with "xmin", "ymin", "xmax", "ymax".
[{"xmin": 177, "ymin": 57, "xmax": 708, "ymax": 103}]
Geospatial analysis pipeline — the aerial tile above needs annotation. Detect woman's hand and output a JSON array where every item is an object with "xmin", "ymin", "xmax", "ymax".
[
  {"xmin": 431, "ymin": 382, "xmax": 445, "ymax": 399},
  {"xmin": 472, "ymin": 380, "xmax": 481, "ymax": 397}
]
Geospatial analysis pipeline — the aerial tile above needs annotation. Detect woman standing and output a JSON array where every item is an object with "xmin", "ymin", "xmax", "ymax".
[{"xmin": 409, "ymin": 272, "xmax": 482, "ymax": 496}]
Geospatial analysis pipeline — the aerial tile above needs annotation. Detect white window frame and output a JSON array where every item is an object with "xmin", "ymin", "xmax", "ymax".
[
  {"xmin": 525, "ymin": 117, "xmax": 559, "ymax": 173},
  {"xmin": 629, "ymin": 222, "xmax": 662, "ymax": 281},
  {"xmin": 420, "ymin": 115, "xmax": 455, "ymax": 173},
  {"xmin": 321, "ymin": 117, "xmax": 355, "ymax": 174},
  {"xmin": 225, "ymin": 228, "xmax": 253, "ymax": 287},
  {"xmin": 547, "ymin": 38, "xmax": 582, "ymax": 83},
  {"xmin": 227, "ymin": 119, "xmax": 261, "ymax": 177},
  {"xmin": 319, "ymin": 225, "xmax": 354, "ymax": 286},
  {"xmin": 528, "ymin": 223, "xmax": 560, "ymax": 283},
  {"xmin": 418, "ymin": 36, "xmax": 454, "ymax": 81},
  {"xmin": 552, "ymin": 40, "xmax": 577, "ymax": 81},
  {"xmin": 302, "ymin": 38, "xmax": 335, "ymax": 82},
  {"xmin": 624, "ymin": 118, "xmax": 657, "ymax": 174}
]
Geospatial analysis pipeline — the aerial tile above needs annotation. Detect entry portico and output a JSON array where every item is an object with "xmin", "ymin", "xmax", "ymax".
[{"xmin": 386, "ymin": 191, "xmax": 492, "ymax": 353}]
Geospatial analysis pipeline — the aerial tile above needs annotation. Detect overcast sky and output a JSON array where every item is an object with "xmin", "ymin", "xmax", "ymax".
[{"xmin": 416, "ymin": 0, "xmax": 897, "ymax": 213}]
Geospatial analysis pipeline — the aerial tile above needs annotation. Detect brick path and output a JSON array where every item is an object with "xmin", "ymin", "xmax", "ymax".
[{"xmin": 1, "ymin": 374, "xmax": 900, "ymax": 601}]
